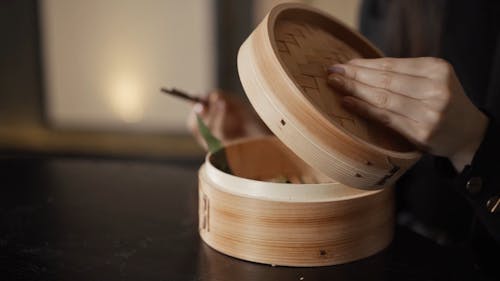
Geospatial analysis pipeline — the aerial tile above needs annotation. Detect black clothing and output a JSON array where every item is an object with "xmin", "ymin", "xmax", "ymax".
[{"xmin": 360, "ymin": 0, "xmax": 499, "ymax": 274}]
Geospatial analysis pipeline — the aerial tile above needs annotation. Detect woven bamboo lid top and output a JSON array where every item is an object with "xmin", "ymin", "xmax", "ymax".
[
  {"xmin": 238, "ymin": 3, "xmax": 420, "ymax": 188},
  {"xmin": 270, "ymin": 6, "xmax": 413, "ymax": 153}
]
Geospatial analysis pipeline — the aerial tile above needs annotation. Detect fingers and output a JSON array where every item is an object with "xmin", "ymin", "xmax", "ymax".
[
  {"xmin": 204, "ymin": 92, "xmax": 226, "ymax": 129},
  {"xmin": 324, "ymin": 56, "xmax": 483, "ymax": 158},
  {"xmin": 186, "ymin": 108, "xmax": 208, "ymax": 150},
  {"xmin": 329, "ymin": 63, "xmax": 437, "ymax": 99},
  {"xmin": 342, "ymin": 96, "xmax": 422, "ymax": 143},
  {"xmin": 328, "ymin": 75, "xmax": 435, "ymax": 123},
  {"xmin": 186, "ymin": 92, "xmax": 227, "ymax": 150},
  {"xmin": 347, "ymin": 57, "xmax": 448, "ymax": 79},
  {"xmin": 210, "ymin": 99, "xmax": 228, "ymax": 139},
  {"xmin": 187, "ymin": 90, "xmax": 252, "ymax": 150},
  {"xmin": 208, "ymin": 92, "xmax": 246, "ymax": 139}
]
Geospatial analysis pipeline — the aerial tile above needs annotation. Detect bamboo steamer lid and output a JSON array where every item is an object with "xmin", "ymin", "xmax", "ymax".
[{"xmin": 237, "ymin": 3, "xmax": 421, "ymax": 189}]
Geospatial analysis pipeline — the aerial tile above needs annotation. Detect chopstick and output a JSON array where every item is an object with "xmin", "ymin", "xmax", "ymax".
[{"xmin": 160, "ymin": 87, "xmax": 208, "ymax": 105}]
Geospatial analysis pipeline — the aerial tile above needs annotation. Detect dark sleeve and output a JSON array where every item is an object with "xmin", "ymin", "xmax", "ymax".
[
  {"xmin": 440, "ymin": 115, "xmax": 500, "ymax": 243},
  {"xmin": 454, "ymin": 29, "xmax": 500, "ymax": 244},
  {"xmin": 359, "ymin": 0, "xmax": 390, "ymax": 53}
]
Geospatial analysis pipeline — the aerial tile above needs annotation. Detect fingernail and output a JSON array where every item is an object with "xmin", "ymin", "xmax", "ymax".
[
  {"xmin": 194, "ymin": 103, "xmax": 204, "ymax": 114},
  {"xmin": 328, "ymin": 75, "xmax": 344, "ymax": 87},
  {"xmin": 327, "ymin": 65, "xmax": 345, "ymax": 74}
]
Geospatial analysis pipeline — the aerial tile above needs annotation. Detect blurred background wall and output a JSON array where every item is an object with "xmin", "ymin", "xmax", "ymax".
[
  {"xmin": 42, "ymin": 0, "xmax": 215, "ymax": 133},
  {"xmin": 254, "ymin": 0, "xmax": 360, "ymax": 28},
  {"xmin": 0, "ymin": 0, "xmax": 360, "ymax": 159}
]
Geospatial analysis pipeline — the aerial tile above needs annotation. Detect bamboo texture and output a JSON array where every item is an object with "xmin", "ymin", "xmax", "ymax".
[
  {"xmin": 199, "ymin": 137, "xmax": 394, "ymax": 266},
  {"xmin": 237, "ymin": 3, "xmax": 421, "ymax": 189}
]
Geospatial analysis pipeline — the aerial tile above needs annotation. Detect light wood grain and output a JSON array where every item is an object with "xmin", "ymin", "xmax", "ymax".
[
  {"xmin": 199, "ymin": 137, "xmax": 394, "ymax": 266},
  {"xmin": 221, "ymin": 136, "xmax": 331, "ymax": 184},
  {"xmin": 237, "ymin": 3, "xmax": 421, "ymax": 189}
]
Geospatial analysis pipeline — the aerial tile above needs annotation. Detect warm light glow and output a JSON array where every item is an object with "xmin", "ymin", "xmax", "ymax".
[
  {"xmin": 108, "ymin": 71, "xmax": 144, "ymax": 123},
  {"xmin": 42, "ymin": 0, "xmax": 215, "ymax": 132}
]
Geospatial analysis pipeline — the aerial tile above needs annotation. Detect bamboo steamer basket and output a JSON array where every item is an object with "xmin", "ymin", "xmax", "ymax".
[
  {"xmin": 199, "ymin": 137, "xmax": 394, "ymax": 267},
  {"xmin": 198, "ymin": 3, "xmax": 421, "ymax": 267},
  {"xmin": 237, "ymin": 3, "xmax": 420, "ymax": 189}
]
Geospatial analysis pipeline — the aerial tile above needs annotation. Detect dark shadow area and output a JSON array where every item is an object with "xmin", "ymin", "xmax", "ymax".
[{"xmin": 0, "ymin": 156, "xmax": 489, "ymax": 281}]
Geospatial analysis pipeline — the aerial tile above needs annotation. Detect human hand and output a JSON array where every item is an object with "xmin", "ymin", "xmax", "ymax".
[
  {"xmin": 186, "ymin": 90, "xmax": 270, "ymax": 150},
  {"xmin": 327, "ymin": 57, "xmax": 489, "ymax": 171}
]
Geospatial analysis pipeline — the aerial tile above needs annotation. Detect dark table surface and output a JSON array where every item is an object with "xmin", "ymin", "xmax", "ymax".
[{"xmin": 0, "ymin": 155, "xmax": 489, "ymax": 281}]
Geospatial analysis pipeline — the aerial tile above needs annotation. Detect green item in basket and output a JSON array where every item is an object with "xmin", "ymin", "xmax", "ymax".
[
  {"xmin": 196, "ymin": 115, "xmax": 232, "ymax": 174},
  {"xmin": 196, "ymin": 114, "xmax": 223, "ymax": 153}
]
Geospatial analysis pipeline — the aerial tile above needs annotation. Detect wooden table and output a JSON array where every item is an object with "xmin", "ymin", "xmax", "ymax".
[{"xmin": 0, "ymin": 155, "xmax": 487, "ymax": 280}]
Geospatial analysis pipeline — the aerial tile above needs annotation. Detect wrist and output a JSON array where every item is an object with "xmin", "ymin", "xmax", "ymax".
[{"xmin": 449, "ymin": 112, "xmax": 489, "ymax": 172}]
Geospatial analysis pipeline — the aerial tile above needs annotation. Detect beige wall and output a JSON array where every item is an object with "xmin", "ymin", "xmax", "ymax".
[
  {"xmin": 254, "ymin": 0, "xmax": 361, "ymax": 29},
  {"xmin": 41, "ymin": 0, "xmax": 215, "ymax": 133},
  {"xmin": 41, "ymin": 1, "xmax": 360, "ymax": 134}
]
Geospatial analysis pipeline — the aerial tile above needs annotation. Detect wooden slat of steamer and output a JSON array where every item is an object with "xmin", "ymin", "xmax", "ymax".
[
  {"xmin": 239, "ymin": 39, "xmax": 390, "ymax": 186},
  {"xmin": 237, "ymin": 3, "xmax": 421, "ymax": 188},
  {"xmin": 198, "ymin": 167, "xmax": 394, "ymax": 266},
  {"xmin": 274, "ymin": 18, "xmax": 417, "ymax": 162},
  {"xmin": 240, "ymin": 29, "xmax": 400, "ymax": 186},
  {"xmin": 276, "ymin": 20, "xmax": 369, "ymax": 139}
]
